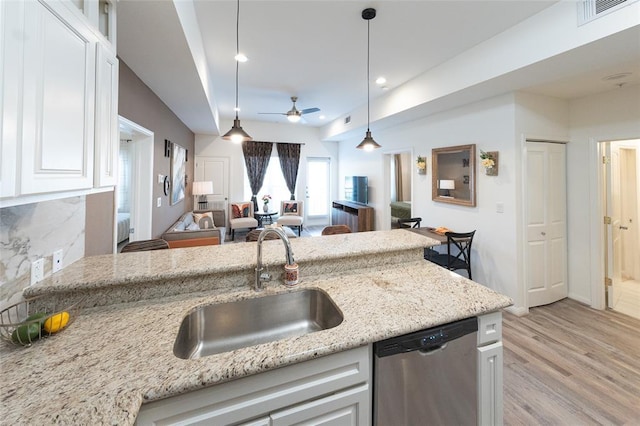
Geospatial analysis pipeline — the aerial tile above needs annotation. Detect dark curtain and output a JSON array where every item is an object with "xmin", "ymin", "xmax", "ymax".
[
  {"xmin": 242, "ymin": 141, "xmax": 273, "ymax": 210},
  {"xmin": 276, "ymin": 143, "xmax": 301, "ymax": 200}
]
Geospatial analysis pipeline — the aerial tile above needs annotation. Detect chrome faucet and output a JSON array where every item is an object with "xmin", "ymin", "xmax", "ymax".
[{"xmin": 255, "ymin": 228, "xmax": 296, "ymax": 291}]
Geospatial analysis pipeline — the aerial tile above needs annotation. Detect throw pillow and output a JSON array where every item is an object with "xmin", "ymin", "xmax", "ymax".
[
  {"xmin": 186, "ymin": 222, "xmax": 200, "ymax": 231},
  {"xmin": 232, "ymin": 202, "xmax": 251, "ymax": 218},
  {"xmin": 194, "ymin": 212, "xmax": 216, "ymax": 229},
  {"xmin": 174, "ymin": 222, "xmax": 186, "ymax": 232},
  {"xmin": 182, "ymin": 212, "xmax": 194, "ymax": 227},
  {"xmin": 283, "ymin": 202, "xmax": 298, "ymax": 215}
]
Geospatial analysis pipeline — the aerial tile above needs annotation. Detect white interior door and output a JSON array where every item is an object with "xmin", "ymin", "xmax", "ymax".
[
  {"xmin": 606, "ymin": 143, "xmax": 623, "ymax": 307},
  {"xmin": 526, "ymin": 142, "xmax": 568, "ymax": 307},
  {"xmin": 195, "ymin": 156, "xmax": 229, "ymax": 211}
]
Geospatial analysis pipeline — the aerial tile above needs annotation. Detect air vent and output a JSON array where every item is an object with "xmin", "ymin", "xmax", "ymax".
[
  {"xmin": 344, "ymin": 115, "xmax": 351, "ymax": 124},
  {"xmin": 578, "ymin": 0, "xmax": 637, "ymax": 25}
]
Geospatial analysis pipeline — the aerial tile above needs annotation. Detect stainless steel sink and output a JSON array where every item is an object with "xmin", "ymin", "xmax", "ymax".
[{"xmin": 173, "ymin": 288, "xmax": 344, "ymax": 359}]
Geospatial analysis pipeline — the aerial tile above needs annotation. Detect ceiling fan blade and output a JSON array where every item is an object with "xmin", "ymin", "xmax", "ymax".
[{"xmin": 300, "ymin": 107, "xmax": 320, "ymax": 115}]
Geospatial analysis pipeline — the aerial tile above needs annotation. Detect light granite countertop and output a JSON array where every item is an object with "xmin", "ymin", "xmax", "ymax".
[{"xmin": 1, "ymin": 230, "xmax": 512, "ymax": 425}]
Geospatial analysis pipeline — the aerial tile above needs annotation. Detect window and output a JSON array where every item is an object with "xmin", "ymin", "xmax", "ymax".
[{"xmin": 243, "ymin": 155, "xmax": 291, "ymax": 210}]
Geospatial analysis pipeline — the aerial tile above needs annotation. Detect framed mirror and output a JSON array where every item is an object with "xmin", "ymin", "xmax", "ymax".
[{"xmin": 432, "ymin": 144, "xmax": 476, "ymax": 207}]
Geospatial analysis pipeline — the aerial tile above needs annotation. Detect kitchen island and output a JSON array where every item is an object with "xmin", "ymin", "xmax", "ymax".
[{"xmin": 1, "ymin": 230, "xmax": 511, "ymax": 425}]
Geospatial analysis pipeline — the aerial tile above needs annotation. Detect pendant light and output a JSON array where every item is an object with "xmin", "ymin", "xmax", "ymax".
[
  {"xmin": 356, "ymin": 8, "xmax": 381, "ymax": 151},
  {"xmin": 222, "ymin": 0, "xmax": 252, "ymax": 143}
]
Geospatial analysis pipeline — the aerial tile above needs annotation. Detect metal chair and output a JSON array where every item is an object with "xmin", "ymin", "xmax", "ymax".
[
  {"xmin": 321, "ymin": 225, "xmax": 352, "ymax": 235},
  {"xmin": 120, "ymin": 239, "xmax": 169, "ymax": 253},
  {"xmin": 426, "ymin": 230, "xmax": 475, "ymax": 279},
  {"xmin": 398, "ymin": 217, "xmax": 422, "ymax": 228}
]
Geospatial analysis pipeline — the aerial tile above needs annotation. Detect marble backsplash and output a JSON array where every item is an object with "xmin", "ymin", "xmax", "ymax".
[{"xmin": 0, "ymin": 196, "xmax": 85, "ymax": 308}]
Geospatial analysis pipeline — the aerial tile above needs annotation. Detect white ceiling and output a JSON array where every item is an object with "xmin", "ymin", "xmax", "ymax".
[{"xmin": 117, "ymin": 0, "xmax": 640, "ymax": 135}]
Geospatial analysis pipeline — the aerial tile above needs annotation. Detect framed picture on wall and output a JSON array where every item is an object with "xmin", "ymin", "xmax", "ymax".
[{"xmin": 171, "ymin": 143, "xmax": 186, "ymax": 205}]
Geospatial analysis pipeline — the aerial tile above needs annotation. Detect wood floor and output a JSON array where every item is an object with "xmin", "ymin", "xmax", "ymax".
[
  {"xmin": 503, "ymin": 298, "xmax": 640, "ymax": 425},
  {"xmin": 613, "ymin": 279, "xmax": 640, "ymax": 321}
]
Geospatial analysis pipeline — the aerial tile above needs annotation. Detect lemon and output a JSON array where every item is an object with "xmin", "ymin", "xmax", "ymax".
[{"xmin": 43, "ymin": 311, "xmax": 70, "ymax": 333}]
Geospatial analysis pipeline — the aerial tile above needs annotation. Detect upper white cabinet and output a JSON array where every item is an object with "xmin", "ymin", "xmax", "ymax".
[
  {"xmin": 94, "ymin": 43, "xmax": 119, "ymax": 187},
  {"xmin": 0, "ymin": 0, "xmax": 21, "ymax": 198},
  {"xmin": 21, "ymin": 0, "xmax": 96, "ymax": 194},
  {"xmin": 0, "ymin": 0, "xmax": 118, "ymax": 205}
]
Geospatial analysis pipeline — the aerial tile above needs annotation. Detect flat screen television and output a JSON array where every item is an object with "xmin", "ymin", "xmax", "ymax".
[{"xmin": 345, "ymin": 176, "xmax": 368, "ymax": 205}]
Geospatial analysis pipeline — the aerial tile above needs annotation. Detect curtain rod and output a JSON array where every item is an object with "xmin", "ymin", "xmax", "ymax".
[{"xmin": 251, "ymin": 141, "xmax": 306, "ymax": 145}]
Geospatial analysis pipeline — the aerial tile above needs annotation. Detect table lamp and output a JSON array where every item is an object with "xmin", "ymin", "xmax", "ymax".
[
  {"xmin": 192, "ymin": 181, "xmax": 213, "ymax": 210},
  {"xmin": 439, "ymin": 179, "xmax": 455, "ymax": 197}
]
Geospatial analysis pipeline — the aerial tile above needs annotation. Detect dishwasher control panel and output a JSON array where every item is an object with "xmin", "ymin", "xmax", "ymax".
[{"xmin": 374, "ymin": 316, "xmax": 478, "ymax": 357}]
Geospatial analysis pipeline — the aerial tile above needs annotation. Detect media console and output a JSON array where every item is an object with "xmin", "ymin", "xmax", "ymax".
[{"xmin": 331, "ymin": 200, "xmax": 374, "ymax": 232}]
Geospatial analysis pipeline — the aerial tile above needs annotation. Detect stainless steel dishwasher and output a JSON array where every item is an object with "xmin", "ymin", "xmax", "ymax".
[{"xmin": 374, "ymin": 317, "xmax": 478, "ymax": 425}]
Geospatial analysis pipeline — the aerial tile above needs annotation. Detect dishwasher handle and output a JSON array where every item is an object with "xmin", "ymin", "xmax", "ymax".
[{"xmin": 418, "ymin": 342, "xmax": 448, "ymax": 355}]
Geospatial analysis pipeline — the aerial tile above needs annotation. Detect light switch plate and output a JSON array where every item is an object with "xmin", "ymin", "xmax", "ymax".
[
  {"xmin": 53, "ymin": 249, "xmax": 63, "ymax": 273},
  {"xmin": 157, "ymin": 197, "xmax": 162, "ymax": 207}
]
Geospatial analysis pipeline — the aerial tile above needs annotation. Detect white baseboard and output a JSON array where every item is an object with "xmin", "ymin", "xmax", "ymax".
[
  {"xmin": 568, "ymin": 293, "xmax": 592, "ymax": 307},
  {"xmin": 504, "ymin": 305, "xmax": 528, "ymax": 316}
]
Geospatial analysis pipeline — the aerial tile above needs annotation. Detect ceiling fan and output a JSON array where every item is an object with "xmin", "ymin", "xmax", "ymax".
[{"xmin": 259, "ymin": 96, "xmax": 320, "ymax": 123}]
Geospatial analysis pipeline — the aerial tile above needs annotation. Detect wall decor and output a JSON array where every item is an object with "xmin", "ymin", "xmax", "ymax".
[
  {"xmin": 480, "ymin": 150, "xmax": 499, "ymax": 176},
  {"xmin": 432, "ymin": 144, "xmax": 476, "ymax": 207},
  {"xmin": 170, "ymin": 143, "xmax": 186, "ymax": 205},
  {"xmin": 416, "ymin": 156, "xmax": 427, "ymax": 174},
  {"xmin": 164, "ymin": 139, "xmax": 171, "ymax": 157}
]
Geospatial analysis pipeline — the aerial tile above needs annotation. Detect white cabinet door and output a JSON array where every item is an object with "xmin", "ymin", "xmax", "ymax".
[
  {"xmin": 94, "ymin": 42, "xmax": 119, "ymax": 187},
  {"xmin": 270, "ymin": 384, "xmax": 370, "ymax": 426},
  {"xmin": 0, "ymin": 0, "xmax": 22, "ymax": 198},
  {"xmin": 21, "ymin": 0, "xmax": 96, "ymax": 194},
  {"xmin": 478, "ymin": 342, "xmax": 503, "ymax": 426}
]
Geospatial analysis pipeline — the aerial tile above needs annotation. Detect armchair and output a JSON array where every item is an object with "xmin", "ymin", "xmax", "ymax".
[
  {"xmin": 228, "ymin": 201, "xmax": 258, "ymax": 241},
  {"xmin": 277, "ymin": 200, "xmax": 304, "ymax": 236}
]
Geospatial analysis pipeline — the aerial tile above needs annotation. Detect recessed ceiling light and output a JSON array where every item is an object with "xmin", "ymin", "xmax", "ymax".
[
  {"xmin": 319, "ymin": 115, "xmax": 326, "ymax": 120},
  {"xmin": 234, "ymin": 53, "xmax": 248, "ymax": 62},
  {"xmin": 376, "ymin": 77, "xmax": 386, "ymax": 85},
  {"xmin": 602, "ymin": 72, "xmax": 631, "ymax": 81}
]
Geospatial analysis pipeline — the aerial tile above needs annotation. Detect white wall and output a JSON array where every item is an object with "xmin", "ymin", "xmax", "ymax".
[
  {"xmin": 338, "ymin": 94, "xmax": 524, "ymax": 307},
  {"xmin": 195, "ymin": 119, "xmax": 339, "ymax": 226},
  {"xmin": 568, "ymin": 85, "xmax": 640, "ymax": 306}
]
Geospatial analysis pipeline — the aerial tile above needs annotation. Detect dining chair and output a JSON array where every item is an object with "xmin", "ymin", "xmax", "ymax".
[
  {"xmin": 427, "ymin": 230, "xmax": 475, "ymax": 279},
  {"xmin": 321, "ymin": 225, "xmax": 352, "ymax": 235},
  {"xmin": 397, "ymin": 217, "xmax": 422, "ymax": 228}
]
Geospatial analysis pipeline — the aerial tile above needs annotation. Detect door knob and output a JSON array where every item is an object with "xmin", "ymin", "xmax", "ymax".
[
  {"xmin": 620, "ymin": 226, "xmax": 629, "ymax": 230},
  {"xmin": 541, "ymin": 231, "xmax": 546, "ymax": 236}
]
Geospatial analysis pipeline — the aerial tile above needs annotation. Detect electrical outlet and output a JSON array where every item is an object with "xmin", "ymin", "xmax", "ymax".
[
  {"xmin": 31, "ymin": 258, "xmax": 44, "ymax": 285},
  {"xmin": 53, "ymin": 249, "xmax": 63, "ymax": 273}
]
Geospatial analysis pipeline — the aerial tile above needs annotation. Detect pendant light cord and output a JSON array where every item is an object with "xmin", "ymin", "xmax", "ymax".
[
  {"xmin": 366, "ymin": 18, "xmax": 370, "ymax": 132},
  {"xmin": 235, "ymin": 0, "xmax": 240, "ymax": 118}
]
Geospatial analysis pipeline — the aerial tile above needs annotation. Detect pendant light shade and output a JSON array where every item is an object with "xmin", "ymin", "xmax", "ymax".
[
  {"xmin": 357, "ymin": 8, "xmax": 380, "ymax": 151},
  {"xmin": 223, "ymin": 0, "xmax": 252, "ymax": 143}
]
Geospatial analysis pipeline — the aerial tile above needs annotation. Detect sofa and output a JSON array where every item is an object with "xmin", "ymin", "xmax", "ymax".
[{"xmin": 161, "ymin": 210, "xmax": 226, "ymax": 248}]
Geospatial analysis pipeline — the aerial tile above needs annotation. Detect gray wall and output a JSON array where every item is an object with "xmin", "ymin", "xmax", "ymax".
[{"xmin": 118, "ymin": 60, "xmax": 195, "ymax": 237}]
